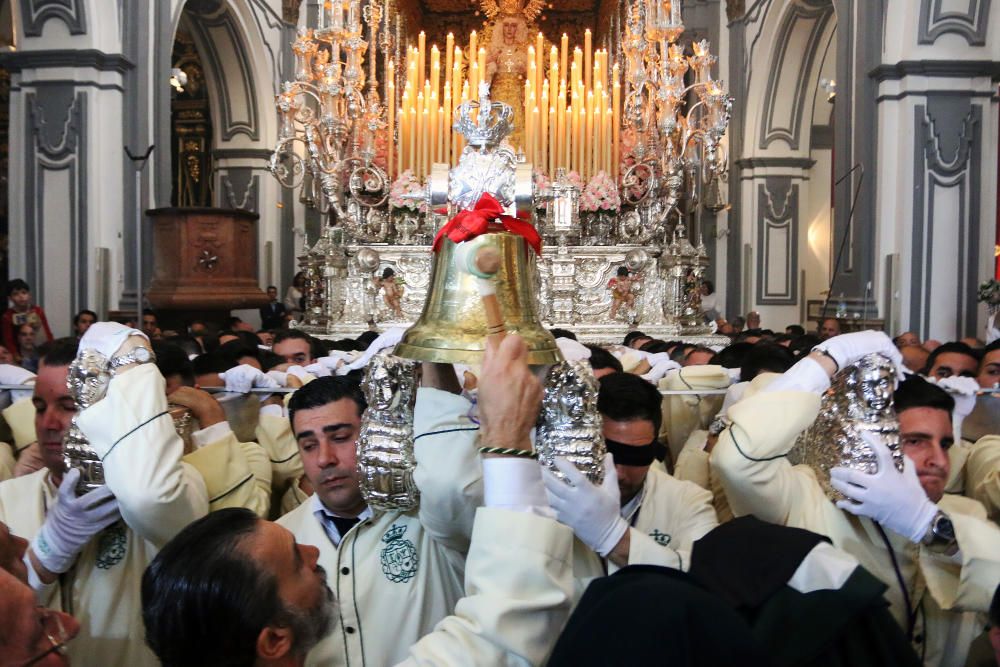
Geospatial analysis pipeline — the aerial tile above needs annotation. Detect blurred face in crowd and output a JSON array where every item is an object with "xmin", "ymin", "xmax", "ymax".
[
  {"xmin": 978, "ymin": 348, "xmax": 1000, "ymax": 389},
  {"xmin": 0, "ymin": 345, "xmax": 13, "ymax": 364},
  {"xmin": 9, "ymin": 288, "xmax": 31, "ymax": 310},
  {"xmin": 927, "ymin": 352, "xmax": 978, "ymax": 380},
  {"xmin": 603, "ymin": 417, "xmax": 655, "ymax": 505},
  {"xmin": 746, "ymin": 312, "xmax": 760, "ymax": 329},
  {"xmin": 17, "ymin": 324, "xmax": 35, "ymax": 353},
  {"xmin": 267, "ymin": 287, "xmax": 279, "ymax": 302},
  {"xmin": 900, "ymin": 345, "xmax": 930, "ymax": 374},
  {"xmin": 898, "ymin": 407, "xmax": 952, "ymax": 503},
  {"xmin": 819, "ymin": 318, "xmax": 841, "ymax": 341},
  {"xmin": 275, "ymin": 338, "xmax": 313, "ymax": 366},
  {"xmin": 142, "ymin": 314, "xmax": 158, "ymax": 337},
  {"xmin": 293, "ymin": 398, "xmax": 365, "ymax": 517},
  {"xmin": 33, "ymin": 362, "xmax": 75, "ymax": 477},
  {"xmin": 0, "ymin": 568, "xmax": 80, "ymax": 666},
  {"xmin": 257, "ymin": 331, "xmax": 274, "ymax": 347},
  {"xmin": 895, "ymin": 332, "xmax": 920, "ymax": 348},
  {"xmin": 74, "ymin": 313, "xmax": 96, "ymax": 337}
]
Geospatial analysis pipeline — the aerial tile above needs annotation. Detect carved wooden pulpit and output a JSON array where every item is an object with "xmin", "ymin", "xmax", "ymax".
[{"xmin": 145, "ymin": 208, "xmax": 269, "ymax": 315}]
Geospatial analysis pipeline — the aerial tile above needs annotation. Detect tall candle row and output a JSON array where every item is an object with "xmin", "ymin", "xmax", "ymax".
[{"xmin": 392, "ymin": 29, "xmax": 622, "ymax": 183}]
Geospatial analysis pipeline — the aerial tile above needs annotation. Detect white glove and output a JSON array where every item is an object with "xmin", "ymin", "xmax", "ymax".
[
  {"xmin": 315, "ymin": 355, "xmax": 347, "ymax": 371},
  {"xmin": 933, "ymin": 375, "xmax": 979, "ymax": 442},
  {"xmin": 641, "ymin": 359, "xmax": 681, "ymax": 383},
  {"xmin": 79, "ymin": 322, "xmax": 147, "ymax": 360},
  {"xmin": 763, "ymin": 356, "xmax": 832, "ymax": 395},
  {"xmin": 986, "ymin": 313, "xmax": 999, "ymax": 345},
  {"xmin": 286, "ymin": 365, "xmax": 314, "ymax": 382},
  {"xmin": 219, "ymin": 364, "xmax": 280, "ymax": 394},
  {"xmin": 829, "ymin": 432, "xmax": 938, "ymax": 543},
  {"xmin": 304, "ymin": 362, "xmax": 332, "ymax": 378},
  {"xmin": 542, "ymin": 453, "xmax": 628, "ymax": 557},
  {"xmin": 813, "ymin": 331, "xmax": 905, "ymax": 381},
  {"xmin": 724, "ymin": 367, "xmax": 742, "ymax": 383},
  {"xmin": 266, "ymin": 370, "xmax": 289, "ymax": 386},
  {"xmin": 343, "ymin": 327, "xmax": 407, "ymax": 372},
  {"xmin": 555, "ymin": 338, "xmax": 591, "ymax": 362},
  {"xmin": 638, "ymin": 351, "xmax": 670, "ymax": 366},
  {"xmin": 0, "ymin": 364, "xmax": 35, "ymax": 385},
  {"xmin": 30, "ymin": 468, "xmax": 121, "ymax": 574}
]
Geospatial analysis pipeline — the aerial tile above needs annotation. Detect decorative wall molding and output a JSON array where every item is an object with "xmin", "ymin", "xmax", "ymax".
[
  {"xmin": 222, "ymin": 170, "xmax": 260, "ymax": 212},
  {"xmin": 736, "ymin": 156, "xmax": 817, "ymax": 169},
  {"xmin": 910, "ymin": 97, "xmax": 982, "ymax": 340},
  {"xmin": 758, "ymin": 1, "xmax": 834, "ymax": 150},
  {"xmin": 755, "ymin": 176, "xmax": 798, "ymax": 305},
  {"xmin": 185, "ymin": 10, "xmax": 261, "ymax": 141},
  {"xmin": 23, "ymin": 88, "xmax": 88, "ymax": 317},
  {"xmin": 917, "ymin": 0, "xmax": 991, "ymax": 46},
  {"xmin": 19, "ymin": 0, "xmax": 87, "ymax": 37},
  {"xmin": 870, "ymin": 59, "xmax": 1000, "ymax": 82},
  {"xmin": 0, "ymin": 49, "xmax": 134, "ymax": 74}
]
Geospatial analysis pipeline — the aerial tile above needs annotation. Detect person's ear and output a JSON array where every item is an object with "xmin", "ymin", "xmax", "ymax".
[{"xmin": 257, "ymin": 625, "xmax": 294, "ymax": 662}]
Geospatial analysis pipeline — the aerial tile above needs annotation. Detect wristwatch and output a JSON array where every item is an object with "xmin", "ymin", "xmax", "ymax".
[
  {"xmin": 921, "ymin": 511, "xmax": 958, "ymax": 555},
  {"xmin": 109, "ymin": 345, "xmax": 155, "ymax": 373}
]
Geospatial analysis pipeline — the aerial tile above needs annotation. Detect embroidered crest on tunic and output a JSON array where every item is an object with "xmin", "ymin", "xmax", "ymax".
[
  {"xmin": 649, "ymin": 529, "xmax": 672, "ymax": 547},
  {"xmin": 95, "ymin": 521, "xmax": 127, "ymax": 569},
  {"xmin": 380, "ymin": 524, "xmax": 419, "ymax": 583}
]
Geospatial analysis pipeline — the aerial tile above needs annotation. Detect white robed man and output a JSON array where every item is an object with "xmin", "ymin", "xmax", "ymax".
[
  {"xmin": 0, "ymin": 324, "xmax": 209, "ymax": 666},
  {"xmin": 712, "ymin": 330, "xmax": 1000, "ymax": 667},
  {"xmin": 140, "ymin": 334, "xmax": 575, "ymax": 667},
  {"xmin": 543, "ymin": 371, "xmax": 718, "ymax": 592},
  {"xmin": 276, "ymin": 358, "xmax": 484, "ymax": 665}
]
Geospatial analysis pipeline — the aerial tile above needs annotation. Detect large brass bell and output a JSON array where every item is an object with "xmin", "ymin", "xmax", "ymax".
[{"xmin": 395, "ymin": 225, "xmax": 560, "ymax": 365}]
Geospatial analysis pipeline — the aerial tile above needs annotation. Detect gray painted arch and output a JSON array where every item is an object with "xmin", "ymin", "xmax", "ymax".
[
  {"xmin": 918, "ymin": 0, "xmax": 991, "ymax": 46},
  {"xmin": 19, "ymin": 0, "xmax": 87, "ymax": 37}
]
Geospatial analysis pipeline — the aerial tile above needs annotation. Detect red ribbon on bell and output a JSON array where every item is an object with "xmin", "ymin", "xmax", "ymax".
[{"xmin": 432, "ymin": 193, "xmax": 542, "ymax": 255}]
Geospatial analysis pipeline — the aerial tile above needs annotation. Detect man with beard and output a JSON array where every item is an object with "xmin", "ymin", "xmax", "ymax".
[
  {"xmin": 142, "ymin": 335, "xmax": 575, "ymax": 667},
  {"xmin": 713, "ymin": 331, "xmax": 1000, "ymax": 667}
]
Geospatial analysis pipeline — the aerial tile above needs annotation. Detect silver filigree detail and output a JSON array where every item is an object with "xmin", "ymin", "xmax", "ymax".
[
  {"xmin": 535, "ymin": 360, "xmax": 606, "ymax": 484},
  {"xmin": 357, "ymin": 352, "xmax": 421, "ymax": 510},
  {"xmin": 789, "ymin": 353, "xmax": 903, "ymax": 501}
]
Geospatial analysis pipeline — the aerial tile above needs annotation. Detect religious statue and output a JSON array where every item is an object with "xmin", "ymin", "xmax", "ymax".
[
  {"xmin": 373, "ymin": 267, "xmax": 405, "ymax": 319},
  {"xmin": 607, "ymin": 266, "xmax": 642, "ymax": 321},
  {"xmin": 479, "ymin": 0, "xmax": 547, "ymax": 151}
]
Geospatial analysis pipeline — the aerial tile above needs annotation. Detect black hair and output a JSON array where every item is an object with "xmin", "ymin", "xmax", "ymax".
[
  {"xmin": 894, "ymin": 375, "xmax": 955, "ymax": 415},
  {"xmin": 5, "ymin": 278, "xmax": 29, "ymax": 297},
  {"xmin": 73, "ymin": 309, "xmax": 98, "ymax": 326},
  {"xmin": 585, "ymin": 345, "xmax": 623, "ymax": 373},
  {"xmin": 153, "ymin": 342, "xmax": 195, "ymax": 387},
  {"xmin": 789, "ymin": 334, "xmax": 821, "ymax": 358},
  {"xmin": 990, "ymin": 583, "xmax": 1000, "ymax": 627},
  {"xmin": 921, "ymin": 342, "xmax": 982, "ymax": 376},
  {"xmin": 381, "ymin": 267, "xmax": 395, "ymax": 279},
  {"xmin": 622, "ymin": 330, "xmax": 648, "ymax": 347},
  {"xmin": 550, "ymin": 328, "xmax": 577, "ymax": 341},
  {"xmin": 702, "ymin": 279, "xmax": 714, "ymax": 294},
  {"xmin": 785, "ymin": 324, "xmax": 806, "ymax": 337},
  {"xmin": 287, "ymin": 375, "xmax": 366, "ymax": 431},
  {"xmin": 326, "ymin": 338, "xmax": 359, "ymax": 352},
  {"xmin": 684, "ymin": 345, "xmax": 717, "ymax": 363},
  {"xmin": 731, "ymin": 316, "xmax": 746, "ymax": 328},
  {"xmin": 218, "ymin": 341, "xmax": 261, "ymax": 367},
  {"xmin": 597, "ymin": 372, "xmax": 663, "ymax": 436},
  {"xmin": 267, "ymin": 285, "xmax": 278, "ymax": 291},
  {"xmin": 740, "ymin": 343, "xmax": 796, "ymax": 382},
  {"xmin": 668, "ymin": 343, "xmax": 693, "ymax": 363},
  {"xmin": 712, "ymin": 342, "xmax": 754, "ymax": 369},
  {"xmin": 639, "ymin": 339, "xmax": 671, "ymax": 355},
  {"xmin": 355, "ymin": 331, "xmax": 380, "ymax": 349},
  {"xmin": 143, "ymin": 309, "xmax": 157, "ymax": 318},
  {"xmin": 164, "ymin": 335, "xmax": 204, "ymax": 359},
  {"xmin": 142, "ymin": 509, "xmax": 281, "ymax": 667},
  {"xmin": 37, "ymin": 337, "xmax": 79, "ymax": 367},
  {"xmin": 616, "ymin": 266, "xmax": 629, "ymax": 277},
  {"xmin": 227, "ymin": 316, "xmax": 245, "ymax": 329},
  {"xmin": 193, "ymin": 353, "xmax": 235, "ymax": 377},
  {"xmin": 259, "ymin": 351, "xmax": 286, "ymax": 372},
  {"xmin": 983, "ymin": 339, "xmax": 1000, "ymax": 356},
  {"xmin": 273, "ymin": 329, "xmax": 325, "ymax": 361}
]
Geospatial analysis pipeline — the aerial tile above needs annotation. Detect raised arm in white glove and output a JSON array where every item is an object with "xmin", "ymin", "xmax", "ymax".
[
  {"xmin": 218, "ymin": 364, "xmax": 281, "ymax": 394},
  {"xmin": 341, "ymin": 327, "xmax": 407, "ymax": 373},
  {"xmin": 813, "ymin": 330, "xmax": 905, "ymax": 380},
  {"xmin": 829, "ymin": 432, "xmax": 938, "ymax": 543},
  {"xmin": 932, "ymin": 375, "xmax": 978, "ymax": 443},
  {"xmin": 303, "ymin": 362, "xmax": 332, "ymax": 378},
  {"xmin": 79, "ymin": 321, "xmax": 148, "ymax": 359},
  {"xmin": 542, "ymin": 453, "xmax": 627, "ymax": 557},
  {"xmin": 29, "ymin": 468, "xmax": 121, "ymax": 579}
]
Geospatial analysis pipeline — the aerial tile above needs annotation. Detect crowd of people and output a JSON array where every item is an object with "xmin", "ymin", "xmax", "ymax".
[{"xmin": 0, "ymin": 288, "xmax": 998, "ymax": 666}]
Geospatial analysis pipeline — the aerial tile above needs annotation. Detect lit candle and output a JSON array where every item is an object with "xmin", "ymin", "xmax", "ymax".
[
  {"xmin": 388, "ymin": 76, "xmax": 395, "ymax": 178},
  {"xmin": 548, "ymin": 105, "xmax": 556, "ymax": 177},
  {"xmin": 584, "ymin": 29, "xmax": 592, "ymax": 92},
  {"xmin": 443, "ymin": 87, "xmax": 452, "ymax": 164},
  {"xmin": 469, "ymin": 62, "xmax": 479, "ymax": 107},
  {"xmin": 418, "ymin": 31, "xmax": 426, "ymax": 87},
  {"xmin": 438, "ymin": 105, "xmax": 445, "ymax": 164},
  {"xmin": 560, "ymin": 34, "xmax": 568, "ymax": 91},
  {"xmin": 430, "ymin": 45, "xmax": 440, "ymax": 101},
  {"xmin": 532, "ymin": 106, "xmax": 540, "ymax": 166},
  {"xmin": 564, "ymin": 105, "xmax": 572, "ymax": 171},
  {"xmin": 570, "ymin": 92, "xmax": 580, "ymax": 174},
  {"xmin": 549, "ymin": 45, "xmax": 558, "ymax": 96},
  {"xmin": 421, "ymin": 107, "xmax": 429, "ymax": 178},
  {"xmin": 469, "ymin": 30, "xmax": 477, "ymax": 65},
  {"xmin": 408, "ymin": 106, "xmax": 417, "ymax": 176},
  {"xmin": 535, "ymin": 32, "xmax": 544, "ymax": 102},
  {"xmin": 452, "ymin": 47, "xmax": 462, "ymax": 110},
  {"xmin": 525, "ymin": 101, "xmax": 534, "ymax": 162},
  {"xmin": 573, "ymin": 47, "xmax": 583, "ymax": 95},
  {"xmin": 416, "ymin": 91, "xmax": 425, "ymax": 178},
  {"xmin": 585, "ymin": 89, "xmax": 594, "ymax": 180},
  {"xmin": 540, "ymin": 86, "xmax": 549, "ymax": 172},
  {"xmin": 557, "ymin": 79, "xmax": 567, "ymax": 170},
  {"xmin": 445, "ymin": 33, "xmax": 454, "ymax": 84},
  {"xmin": 429, "ymin": 90, "xmax": 438, "ymax": 163},
  {"xmin": 604, "ymin": 107, "xmax": 613, "ymax": 176},
  {"xmin": 612, "ymin": 63, "xmax": 620, "ymax": 174},
  {"xmin": 398, "ymin": 104, "xmax": 406, "ymax": 176},
  {"xmin": 477, "ymin": 47, "xmax": 486, "ymax": 84}
]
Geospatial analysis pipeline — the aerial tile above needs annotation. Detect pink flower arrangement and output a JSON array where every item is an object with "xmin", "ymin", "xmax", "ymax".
[
  {"xmin": 564, "ymin": 170, "xmax": 584, "ymax": 191},
  {"xmin": 533, "ymin": 169, "xmax": 551, "ymax": 209},
  {"xmin": 388, "ymin": 170, "xmax": 425, "ymax": 212},
  {"xmin": 580, "ymin": 171, "xmax": 621, "ymax": 212}
]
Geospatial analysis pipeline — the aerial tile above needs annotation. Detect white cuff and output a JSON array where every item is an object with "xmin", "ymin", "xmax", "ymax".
[
  {"xmin": 482, "ymin": 457, "xmax": 554, "ymax": 518},
  {"xmin": 192, "ymin": 421, "xmax": 233, "ymax": 449},
  {"xmin": 260, "ymin": 403, "xmax": 285, "ymax": 418},
  {"xmin": 764, "ymin": 357, "xmax": 831, "ymax": 395},
  {"xmin": 24, "ymin": 552, "xmax": 56, "ymax": 599}
]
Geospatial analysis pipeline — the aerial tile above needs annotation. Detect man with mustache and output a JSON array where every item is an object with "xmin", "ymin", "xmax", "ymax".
[{"xmin": 713, "ymin": 331, "xmax": 1000, "ymax": 667}]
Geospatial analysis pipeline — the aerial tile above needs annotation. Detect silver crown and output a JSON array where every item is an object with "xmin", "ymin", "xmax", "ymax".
[{"xmin": 453, "ymin": 82, "xmax": 514, "ymax": 148}]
